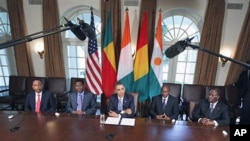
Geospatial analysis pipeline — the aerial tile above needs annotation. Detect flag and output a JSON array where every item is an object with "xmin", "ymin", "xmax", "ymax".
[
  {"xmin": 86, "ymin": 7, "xmax": 102, "ymax": 95},
  {"xmin": 133, "ymin": 12, "xmax": 149, "ymax": 101},
  {"xmin": 102, "ymin": 10, "xmax": 117, "ymax": 98},
  {"xmin": 149, "ymin": 11, "xmax": 163, "ymax": 98},
  {"xmin": 117, "ymin": 9, "xmax": 134, "ymax": 92}
]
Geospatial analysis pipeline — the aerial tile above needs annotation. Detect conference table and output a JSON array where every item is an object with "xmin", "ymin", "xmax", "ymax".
[{"xmin": 0, "ymin": 111, "xmax": 229, "ymax": 141}]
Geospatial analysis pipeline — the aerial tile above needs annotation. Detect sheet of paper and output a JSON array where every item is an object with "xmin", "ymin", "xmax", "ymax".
[
  {"xmin": 120, "ymin": 118, "xmax": 135, "ymax": 126},
  {"xmin": 104, "ymin": 117, "xmax": 121, "ymax": 125}
]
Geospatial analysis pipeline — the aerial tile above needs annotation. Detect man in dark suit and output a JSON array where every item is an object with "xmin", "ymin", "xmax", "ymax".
[
  {"xmin": 192, "ymin": 88, "xmax": 230, "ymax": 126},
  {"xmin": 236, "ymin": 60, "xmax": 250, "ymax": 125},
  {"xmin": 67, "ymin": 79, "xmax": 96, "ymax": 115},
  {"xmin": 25, "ymin": 79, "xmax": 56, "ymax": 112},
  {"xmin": 108, "ymin": 82, "xmax": 135, "ymax": 118},
  {"xmin": 149, "ymin": 85, "xmax": 179, "ymax": 120}
]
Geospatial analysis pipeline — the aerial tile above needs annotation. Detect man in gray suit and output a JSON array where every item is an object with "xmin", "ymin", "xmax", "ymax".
[
  {"xmin": 192, "ymin": 88, "xmax": 230, "ymax": 126},
  {"xmin": 67, "ymin": 79, "xmax": 96, "ymax": 114}
]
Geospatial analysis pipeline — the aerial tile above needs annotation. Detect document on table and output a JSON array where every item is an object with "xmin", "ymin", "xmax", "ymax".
[
  {"xmin": 104, "ymin": 117, "xmax": 121, "ymax": 125},
  {"xmin": 120, "ymin": 118, "xmax": 135, "ymax": 126}
]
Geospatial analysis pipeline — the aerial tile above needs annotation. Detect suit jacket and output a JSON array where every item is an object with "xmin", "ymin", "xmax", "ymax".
[
  {"xmin": 192, "ymin": 99, "xmax": 230, "ymax": 126},
  {"xmin": 108, "ymin": 93, "xmax": 135, "ymax": 118},
  {"xmin": 25, "ymin": 90, "xmax": 56, "ymax": 112},
  {"xmin": 67, "ymin": 91, "xmax": 96, "ymax": 114},
  {"xmin": 149, "ymin": 95, "xmax": 179, "ymax": 120}
]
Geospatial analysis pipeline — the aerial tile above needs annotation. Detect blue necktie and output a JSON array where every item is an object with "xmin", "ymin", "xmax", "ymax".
[
  {"xmin": 77, "ymin": 94, "xmax": 82, "ymax": 111},
  {"xmin": 118, "ymin": 99, "xmax": 123, "ymax": 111},
  {"xmin": 210, "ymin": 103, "xmax": 214, "ymax": 114}
]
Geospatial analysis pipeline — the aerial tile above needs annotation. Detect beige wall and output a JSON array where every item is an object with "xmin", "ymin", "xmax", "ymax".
[{"xmin": 1, "ymin": 0, "xmax": 249, "ymax": 85}]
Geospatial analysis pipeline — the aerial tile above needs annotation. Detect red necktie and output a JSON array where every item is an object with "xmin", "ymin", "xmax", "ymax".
[{"xmin": 35, "ymin": 94, "xmax": 41, "ymax": 112}]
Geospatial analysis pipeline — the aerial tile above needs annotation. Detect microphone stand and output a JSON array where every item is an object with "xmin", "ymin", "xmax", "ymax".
[
  {"xmin": 0, "ymin": 24, "xmax": 76, "ymax": 50},
  {"xmin": 187, "ymin": 43, "xmax": 250, "ymax": 69}
]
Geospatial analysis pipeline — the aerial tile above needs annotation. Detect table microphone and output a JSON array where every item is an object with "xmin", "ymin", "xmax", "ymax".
[{"xmin": 9, "ymin": 113, "xmax": 26, "ymax": 132}]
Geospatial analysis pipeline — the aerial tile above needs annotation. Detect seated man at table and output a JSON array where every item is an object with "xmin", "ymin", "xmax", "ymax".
[
  {"xmin": 25, "ymin": 79, "xmax": 56, "ymax": 112},
  {"xmin": 108, "ymin": 82, "xmax": 135, "ymax": 118},
  {"xmin": 192, "ymin": 88, "xmax": 230, "ymax": 126},
  {"xmin": 149, "ymin": 84, "xmax": 179, "ymax": 120},
  {"xmin": 67, "ymin": 79, "xmax": 96, "ymax": 115}
]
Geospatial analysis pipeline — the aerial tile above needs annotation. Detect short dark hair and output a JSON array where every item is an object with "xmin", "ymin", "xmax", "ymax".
[
  {"xmin": 74, "ymin": 79, "xmax": 84, "ymax": 85},
  {"xmin": 210, "ymin": 88, "xmax": 221, "ymax": 96}
]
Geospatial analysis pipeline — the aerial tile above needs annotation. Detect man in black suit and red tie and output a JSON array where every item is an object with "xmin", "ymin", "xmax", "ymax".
[
  {"xmin": 25, "ymin": 79, "xmax": 56, "ymax": 112},
  {"xmin": 149, "ymin": 85, "xmax": 179, "ymax": 120},
  {"xmin": 192, "ymin": 88, "xmax": 230, "ymax": 126},
  {"xmin": 108, "ymin": 82, "xmax": 135, "ymax": 118}
]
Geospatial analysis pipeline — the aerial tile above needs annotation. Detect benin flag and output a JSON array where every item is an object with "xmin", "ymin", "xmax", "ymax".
[
  {"xmin": 134, "ymin": 12, "xmax": 149, "ymax": 101},
  {"xmin": 117, "ymin": 9, "xmax": 134, "ymax": 92},
  {"xmin": 102, "ymin": 10, "xmax": 117, "ymax": 98},
  {"xmin": 149, "ymin": 11, "xmax": 163, "ymax": 98}
]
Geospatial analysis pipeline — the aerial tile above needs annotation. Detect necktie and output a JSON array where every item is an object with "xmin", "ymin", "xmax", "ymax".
[
  {"xmin": 35, "ymin": 94, "xmax": 41, "ymax": 112},
  {"xmin": 210, "ymin": 103, "xmax": 214, "ymax": 114},
  {"xmin": 118, "ymin": 99, "xmax": 123, "ymax": 111},
  {"xmin": 162, "ymin": 98, "xmax": 166, "ymax": 111},
  {"xmin": 77, "ymin": 94, "xmax": 82, "ymax": 111}
]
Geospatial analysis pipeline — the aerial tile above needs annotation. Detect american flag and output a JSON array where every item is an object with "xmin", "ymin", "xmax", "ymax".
[{"xmin": 86, "ymin": 7, "xmax": 102, "ymax": 95}]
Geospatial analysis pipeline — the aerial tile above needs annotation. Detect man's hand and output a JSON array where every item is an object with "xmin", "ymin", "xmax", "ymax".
[
  {"xmin": 200, "ymin": 118, "xmax": 214, "ymax": 126},
  {"xmin": 108, "ymin": 111, "xmax": 119, "ymax": 117},
  {"xmin": 124, "ymin": 109, "xmax": 132, "ymax": 114},
  {"xmin": 156, "ymin": 114, "xmax": 170, "ymax": 120},
  {"xmin": 73, "ymin": 110, "xmax": 84, "ymax": 114}
]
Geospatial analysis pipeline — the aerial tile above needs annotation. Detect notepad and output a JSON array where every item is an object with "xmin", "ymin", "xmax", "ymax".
[
  {"xmin": 120, "ymin": 118, "xmax": 135, "ymax": 126},
  {"xmin": 104, "ymin": 117, "xmax": 121, "ymax": 125}
]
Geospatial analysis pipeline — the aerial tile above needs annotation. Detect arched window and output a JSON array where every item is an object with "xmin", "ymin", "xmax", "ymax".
[
  {"xmin": 60, "ymin": 6, "xmax": 101, "ymax": 79},
  {"xmin": 0, "ymin": 7, "xmax": 14, "ymax": 96},
  {"xmin": 162, "ymin": 8, "xmax": 203, "ymax": 84}
]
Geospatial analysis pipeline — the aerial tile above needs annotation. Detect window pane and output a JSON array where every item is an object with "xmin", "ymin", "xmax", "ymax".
[
  {"xmin": 0, "ymin": 49, "xmax": 6, "ymax": 54},
  {"xmin": 184, "ymin": 74, "xmax": 194, "ymax": 84},
  {"xmin": 68, "ymin": 58, "xmax": 77, "ymax": 68},
  {"xmin": 186, "ymin": 63, "xmax": 196, "ymax": 73},
  {"xmin": 2, "ymin": 67, "xmax": 9, "ymax": 76},
  {"xmin": 0, "ymin": 68, "xmax": 2, "ymax": 75},
  {"xmin": 77, "ymin": 46, "xmax": 85, "ymax": 57},
  {"xmin": 77, "ymin": 58, "xmax": 85, "ymax": 69},
  {"xmin": 176, "ymin": 62, "xmax": 186, "ymax": 73},
  {"xmin": 0, "ymin": 56, "xmax": 7, "ymax": 65},
  {"xmin": 175, "ymin": 74, "xmax": 184, "ymax": 84},
  {"xmin": 187, "ymin": 50, "xmax": 197, "ymax": 61},
  {"xmin": 68, "ymin": 46, "xmax": 76, "ymax": 57},
  {"xmin": 163, "ymin": 73, "xmax": 168, "ymax": 82},
  {"xmin": 0, "ymin": 76, "xmax": 4, "ymax": 86},
  {"xmin": 69, "ymin": 69, "xmax": 77, "ymax": 78}
]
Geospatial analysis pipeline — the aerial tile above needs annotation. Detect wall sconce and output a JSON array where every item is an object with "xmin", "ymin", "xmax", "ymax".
[
  {"xmin": 220, "ymin": 50, "xmax": 231, "ymax": 67},
  {"xmin": 38, "ymin": 50, "xmax": 45, "ymax": 59}
]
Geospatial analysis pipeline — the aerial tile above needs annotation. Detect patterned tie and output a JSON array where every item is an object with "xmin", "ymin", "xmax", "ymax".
[
  {"xmin": 210, "ymin": 103, "xmax": 214, "ymax": 114},
  {"xmin": 35, "ymin": 94, "xmax": 41, "ymax": 112},
  {"xmin": 118, "ymin": 99, "xmax": 123, "ymax": 111},
  {"xmin": 77, "ymin": 94, "xmax": 82, "ymax": 111}
]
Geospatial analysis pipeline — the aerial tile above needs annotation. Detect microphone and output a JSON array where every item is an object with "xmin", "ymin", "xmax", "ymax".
[
  {"xmin": 165, "ymin": 37, "xmax": 194, "ymax": 58},
  {"xmin": 9, "ymin": 113, "xmax": 26, "ymax": 132},
  {"xmin": 77, "ymin": 17, "xmax": 96, "ymax": 40},
  {"xmin": 63, "ymin": 17, "xmax": 86, "ymax": 41}
]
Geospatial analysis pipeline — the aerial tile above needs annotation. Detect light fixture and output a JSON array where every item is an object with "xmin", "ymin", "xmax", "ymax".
[
  {"xmin": 36, "ymin": 43, "xmax": 44, "ymax": 59},
  {"xmin": 220, "ymin": 50, "xmax": 231, "ymax": 67},
  {"xmin": 38, "ymin": 50, "xmax": 45, "ymax": 59}
]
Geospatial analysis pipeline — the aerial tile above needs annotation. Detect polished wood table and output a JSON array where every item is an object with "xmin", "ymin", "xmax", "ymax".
[{"xmin": 0, "ymin": 111, "xmax": 229, "ymax": 141}]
